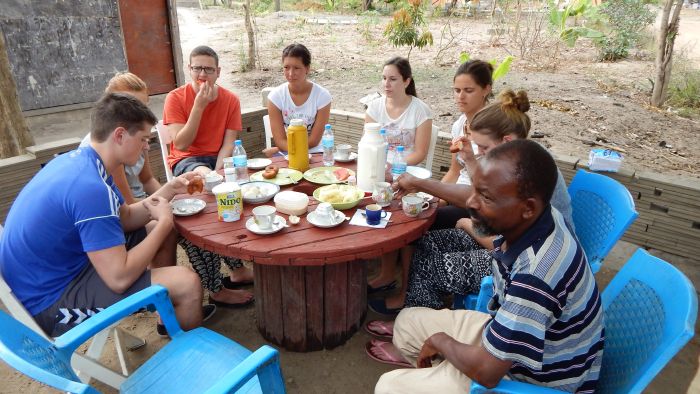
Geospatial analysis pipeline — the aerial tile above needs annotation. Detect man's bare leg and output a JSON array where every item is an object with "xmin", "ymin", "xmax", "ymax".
[
  {"xmin": 151, "ymin": 266, "xmax": 203, "ymax": 330},
  {"xmin": 369, "ymin": 250, "xmax": 399, "ymax": 289}
]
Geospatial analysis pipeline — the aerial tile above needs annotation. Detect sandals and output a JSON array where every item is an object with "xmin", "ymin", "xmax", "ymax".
[
  {"xmin": 222, "ymin": 277, "xmax": 254, "ymax": 289},
  {"xmin": 367, "ymin": 280, "xmax": 397, "ymax": 295},
  {"xmin": 365, "ymin": 339, "xmax": 412, "ymax": 368},
  {"xmin": 364, "ymin": 320, "xmax": 394, "ymax": 340}
]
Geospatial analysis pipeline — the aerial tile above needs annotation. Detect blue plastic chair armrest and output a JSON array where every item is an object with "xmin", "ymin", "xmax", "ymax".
[
  {"xmin": 471, "ymin": 380, "xmax": 569, "ymax": 393},
  {"xmin": 204, "ymin": 345, "xmax": 285, "ymax": 394},
  {"xmin": 54, "ymin": 285, "xmax": 181, "ymax": 353},
  {"xmin": 475, "ymin": 276, "xmax": 493, "ymax": 313}
]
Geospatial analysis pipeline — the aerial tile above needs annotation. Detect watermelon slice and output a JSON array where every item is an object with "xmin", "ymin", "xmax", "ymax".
[{"xmin": 333, "ymin": 168, "xmax": 350, "ymax": 181}]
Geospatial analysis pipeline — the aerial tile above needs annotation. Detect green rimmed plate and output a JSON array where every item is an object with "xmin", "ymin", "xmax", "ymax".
[
  {"xmin": 303, "ymin": 167, "xmax": 355, "ymax": 185},
  {"xmin": 249, "ymin": 168, "xmax": 303, "ymax": 186}
]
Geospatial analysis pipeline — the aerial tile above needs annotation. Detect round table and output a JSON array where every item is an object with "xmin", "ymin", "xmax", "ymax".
[{"xmin": 174, "ymin": 155, "xmax": 437, "ymax": 351}]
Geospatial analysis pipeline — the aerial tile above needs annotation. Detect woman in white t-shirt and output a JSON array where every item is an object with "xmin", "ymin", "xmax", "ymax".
[
  {"xmin": 365, "ymin": 57, "xmax": 432, "ymax": 165},
  {"xmin": 366, "ymin": 57, "xmax": 432, "ymax": 303},
  {"xmin": 267, "ymin": 43, "xmax": 332, "ymax": 154}
]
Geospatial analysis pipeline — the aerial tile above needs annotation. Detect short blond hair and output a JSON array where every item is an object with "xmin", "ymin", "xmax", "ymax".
[{"xmin": 105, "ymin": 72, "xmax": 148, "ymax": 95}]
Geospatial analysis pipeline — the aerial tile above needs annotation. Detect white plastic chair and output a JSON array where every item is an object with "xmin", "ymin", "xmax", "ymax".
[
  {"xmin": 263, "ymin": 114, "xmax": 273, "ymax": 150},
  {"xmin": 424, "ymin": 124, "xmax": 439, "ymax": 173},
  {"xmin": 155, "ymin": 121, "xmax": 174, "ymax": 182},
  {"xmin": 0, "ymin": 224, "xmax": 145, "ymax": 389}
]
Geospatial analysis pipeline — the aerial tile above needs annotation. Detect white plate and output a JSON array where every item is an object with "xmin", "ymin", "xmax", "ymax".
[
  {"xmin": 406, "ymin": 166, "xmax": 432, "ymax": 179},
  {"xmin": 333, "ymin": 152, "xmax": 357, "ymax": 163},
  {"xmin": 245, "ymin": 215, "xmax": 286, "ymax": 235},
  {"xmin": 247, "ymin": 158, "xmax": 272, "ymax": 170},
  {"xmin": 307, "ymin": 210, "xmax": 346, "ymax": 228},
  {"xmin": 171, "ymin": 198, "xmax": 206, "ymax": 216}
]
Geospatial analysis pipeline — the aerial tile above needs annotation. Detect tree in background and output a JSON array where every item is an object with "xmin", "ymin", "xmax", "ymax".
[
  {"xmin": 242, "ymin": 0, "xmax": 259, "ymax": 71},
  {"xmin": 651, "ymin": 0, "xmax": 684, "ymax": 107},
  {"xmin": 384, "ymin": 0, "xmax": 434, "ymax": 58},
  {"xmin": 0, "ymin": 31, "xmax": 34, "ymax": 159}
]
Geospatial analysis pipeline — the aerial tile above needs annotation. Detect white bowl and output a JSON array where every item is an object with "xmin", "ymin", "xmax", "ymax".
[{"xmin": 241, "ymin": 181, "xmax": 280, "ymax": 204}]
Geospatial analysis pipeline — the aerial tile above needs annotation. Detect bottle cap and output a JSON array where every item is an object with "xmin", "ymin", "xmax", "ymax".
[
  {"xmin": 290, "ymin": 119, "xmax": 304, "ymax": 126},
  {"xmin": 235, "ymin": 140, "xmax": 242, "ymax": 146},
  {"xmin": 325, "ymin": 124, "xmax": 331, "ymax": 129},
  {"xmin": 397, "ymin": 145, "xmax": 404, "ymax": 152},
  {"xmin": 380, "ymin": 129, "xmax": 386, "ymax": 135}
]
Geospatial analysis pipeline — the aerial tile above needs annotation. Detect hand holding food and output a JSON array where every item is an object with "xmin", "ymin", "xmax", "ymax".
[
  {"xmin": 449, "ymin": 140, "xmax": 463, "ymax": 154},
  {"xmin": 262, "ymin": 165, "xmax": 279, "ymax": 179},
  {"xmin": 187, "ymin": 177, "xmax": 204, "ymax": 194}
]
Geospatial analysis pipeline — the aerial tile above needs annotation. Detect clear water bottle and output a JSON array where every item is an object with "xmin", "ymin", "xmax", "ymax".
[
  {"xmin": 322, "ymin": 123, "xmax": 334, "ymax": 166},
  {"xmin": 232, "ymin": 139, "xmax": 248, "ymax": 183},
  {"xmin": 391, "ymin": 145, "xmax": 407, "ymax": 181},
  {"xmin": 379, "ymin": 128, "xmax": 388, "ymax": 155}
]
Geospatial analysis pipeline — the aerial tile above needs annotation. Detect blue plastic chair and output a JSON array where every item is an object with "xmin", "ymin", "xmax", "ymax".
[
  {"xmin": 0, "ymin": 285, "xmax": 286, "ymax": 394},
  {"xmin": 469, "ymin": 249, "xmax": 697, "ymax": 393},
  {"xmin": 567, "ymin": 169, "xmax": 638, "ymax": 274},
  {"xmin": 455, "ymin": 169, "xmax": 639, "ymax": 310}
]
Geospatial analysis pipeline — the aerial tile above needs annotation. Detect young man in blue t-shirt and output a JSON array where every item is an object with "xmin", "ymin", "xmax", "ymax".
[{"xmin": 0, "ymin": 93, "xmax": 204, "ymax": 336}]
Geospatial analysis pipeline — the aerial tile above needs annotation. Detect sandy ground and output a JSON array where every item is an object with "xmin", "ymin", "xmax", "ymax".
[{"xmin": 3, "ymin": 5, "xmax": 700, "ymax": 394}]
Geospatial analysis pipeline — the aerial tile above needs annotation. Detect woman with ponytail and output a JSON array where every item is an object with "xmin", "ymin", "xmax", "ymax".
[{"xmin": 365, "ymin": 57, "xmax": 433, "ymax": 165}]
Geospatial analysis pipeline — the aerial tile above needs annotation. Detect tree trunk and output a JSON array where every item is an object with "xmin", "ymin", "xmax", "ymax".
[
  {"xmin": 243, "ymin": 0, "xmax": 257, "ymax": 71},
  {"xmin": 275, "ymin": 0, "xmax": 281, "ymax": 12},
  {"xmin": 0, "ymin": 31, "xmax": 34, "ymax": 159},
  {"xmin": 363, "ymin": 0, "xmax": 372, "ymax": 11},
  {"xmin": 651, "ymin": 0, "xmax": 684, "ymax": 107}
]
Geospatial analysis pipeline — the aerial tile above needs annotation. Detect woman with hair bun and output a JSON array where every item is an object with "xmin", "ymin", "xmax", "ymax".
[{"xmin": 364, "ymin": 90, "xmax": 574, "ymax": 343}]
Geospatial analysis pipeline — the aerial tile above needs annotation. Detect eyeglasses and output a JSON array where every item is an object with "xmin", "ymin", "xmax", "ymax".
[{"xmin": 190, "ymin": 66, "xmax": 216, "ymax": 75}]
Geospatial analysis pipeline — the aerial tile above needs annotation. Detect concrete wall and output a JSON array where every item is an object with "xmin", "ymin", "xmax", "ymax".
[{"xmin": 2, "ymin": 108, "xmax": 699, "ymax": 261}]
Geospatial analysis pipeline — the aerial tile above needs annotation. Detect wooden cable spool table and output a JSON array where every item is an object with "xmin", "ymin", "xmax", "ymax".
[{"xmin": 173, "ymin": 155, "xmax": 437, "ymax": 351}]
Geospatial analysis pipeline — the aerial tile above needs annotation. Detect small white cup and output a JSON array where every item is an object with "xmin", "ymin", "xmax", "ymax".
[
  {"xmin": 205, "ymin": 172, "xmax": 223, "ymax": 192},
  {"xmin": 314, "ymin": 202, "xmax": 337, "ymax": 225},
  {"xmin": 336, "ymin": 144, "xmax": 352, "ymax": 160},
  {"xmin": 252, "ymin": 205, "xmax": 277, "ymax": 230},
  {"xmin": 401, "ymin": 195, "xmax": 429, "ymax": 217}
]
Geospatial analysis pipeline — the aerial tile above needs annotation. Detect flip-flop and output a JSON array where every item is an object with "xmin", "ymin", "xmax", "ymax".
[
  {"xmin": 222, "ymin": 277, "xmax": 254, "ymax": 289},
  {"xmin": 210, "ymin": 297, "xmax": 254, "ymax": 308},
  {"xmin": 368, "ymin": 298, "xmax": 403, "ymax": 316},
  {"xmin": 364, "ymin": 320, "xmax": 394, "ymax": 340},
  {"xmin": 365, "ymin": 339, "xmax": 412, "ymax": 368},
  {"xmin": 367, "ymin": 280, "xmax": 397, "ymax": 295}
]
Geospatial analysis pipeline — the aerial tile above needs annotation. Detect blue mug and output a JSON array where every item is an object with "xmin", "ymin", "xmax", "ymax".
[{"xmin": 365, "ymin": 204, "xmax": 387, "ymax": 225}]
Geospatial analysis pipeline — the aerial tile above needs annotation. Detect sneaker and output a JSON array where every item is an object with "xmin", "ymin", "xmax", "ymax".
[{"xmin": 156, "ymin": 304, "xmax": 217, "ymax": 338}]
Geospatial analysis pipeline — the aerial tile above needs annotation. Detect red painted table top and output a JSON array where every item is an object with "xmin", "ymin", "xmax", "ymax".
[{"xmin": 173, "ymin": 155, "xmax": 437, "ymax": 266}]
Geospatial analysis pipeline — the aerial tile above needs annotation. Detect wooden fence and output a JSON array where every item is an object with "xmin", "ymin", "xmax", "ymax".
[{"xmin": 2, "ymin": 108, "xmax": 698, "ymax": 260}]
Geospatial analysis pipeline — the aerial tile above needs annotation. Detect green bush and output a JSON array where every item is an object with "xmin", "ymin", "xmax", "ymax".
[
  {"xmin": 384, "ymin": 0, "xmax": 433, "ymax": 58},
  {"xmin": 667, "ymin": 58, "xmax": 700, "ymax": 114},
  {"xmin": 595, "ymin": 0, "xmax": 655, "ymax": 61}
]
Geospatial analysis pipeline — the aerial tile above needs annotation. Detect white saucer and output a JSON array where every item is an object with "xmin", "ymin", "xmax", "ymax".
[
  {"xmin": 245, "ymin": 215, "xmax": 286, "ymax": 235},
  {"xmin": 307, "ymin": 210, "xmax": 346, "ymax": 228},
  {"xmin": 247, "ymin": 158, "xmax": 272, "ymax": 170},
  {"xmin": 171, "ymin": 198, "xmax": 206, "ymax": 216},
  {"xmin": 406, "ymin": 166, "xmax": 431, "ymax": 179},
  {"xmin": 334, "ymin": 152, "xmax": 357, "ymax": 163}
]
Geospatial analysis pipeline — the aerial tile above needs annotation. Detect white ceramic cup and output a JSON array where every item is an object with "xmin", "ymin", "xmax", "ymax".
[
  {"xmin": 336, "ymin": 144, "xmax": 352, "ymax": 160},
  {"xmin": 314, "ymin": 202, "xmax": 337, "ymax": 225},
  {"xmin": 252, "ymin": 205, "xmax": 277, "ymax": 230},
  {"xmin": 205, "ymin": 171, "xmax": 223, "ymax": 192},
  {"xmin": 401, "ymin": 195, "xmax": 430, "ymax": 217},
  {"xmin": 372, "ymin": 181, "xmax": 394, "ymax": 207}
]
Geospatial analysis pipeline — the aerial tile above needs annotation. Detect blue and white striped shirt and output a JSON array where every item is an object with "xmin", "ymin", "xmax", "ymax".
[{"xmin": 482, "ymin": 207, "xmax": 604, "ymax": 393}]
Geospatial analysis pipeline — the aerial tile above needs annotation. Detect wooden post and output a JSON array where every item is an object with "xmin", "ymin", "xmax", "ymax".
[
  {"xmin": 0, "ymin": 31, "xmax": 34, "ymax": 159},
  {"xmin": 651, "ymin": 0, "xmax": 684, "ymax": 107}
]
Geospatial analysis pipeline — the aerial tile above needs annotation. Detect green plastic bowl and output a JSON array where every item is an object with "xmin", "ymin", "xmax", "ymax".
[{"xmin": 313, "ymin": 185, "xmax": 364, "ymax": 210}]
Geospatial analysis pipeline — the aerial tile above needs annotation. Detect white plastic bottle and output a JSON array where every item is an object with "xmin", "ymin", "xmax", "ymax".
[
  {"xmin": 232, "ymin": 139, "xmax": 248, "ymax": 183},
  {"xmin": 357, "ymin": 123, "xmax": 387, "ymax": 192},
  {"xmin": 322, "ymin": 123, "xmax": 334, "ymax": 166},
  {"xmin": 391, "ymin": 145, "xmax": 407, "ymax": 181}
]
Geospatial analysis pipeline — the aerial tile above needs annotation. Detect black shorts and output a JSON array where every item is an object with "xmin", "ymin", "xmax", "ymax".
[{"xmin": 34, "ymin": 228, "xmax": 151, "ymax": 337}]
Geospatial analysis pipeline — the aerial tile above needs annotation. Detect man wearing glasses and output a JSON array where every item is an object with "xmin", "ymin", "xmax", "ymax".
[
  {"xmin": 163, "ymin": 45, "xmax": 241, "ymax": 177},
  {"xmin": 162, "ymin": 46, "xmax": 255, "ymax": 307}
]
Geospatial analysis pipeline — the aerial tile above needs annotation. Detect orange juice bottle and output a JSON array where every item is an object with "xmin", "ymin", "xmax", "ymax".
[{"xmin": 286, "ymin": 119, "xmax": 309, "ymax": 172}]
